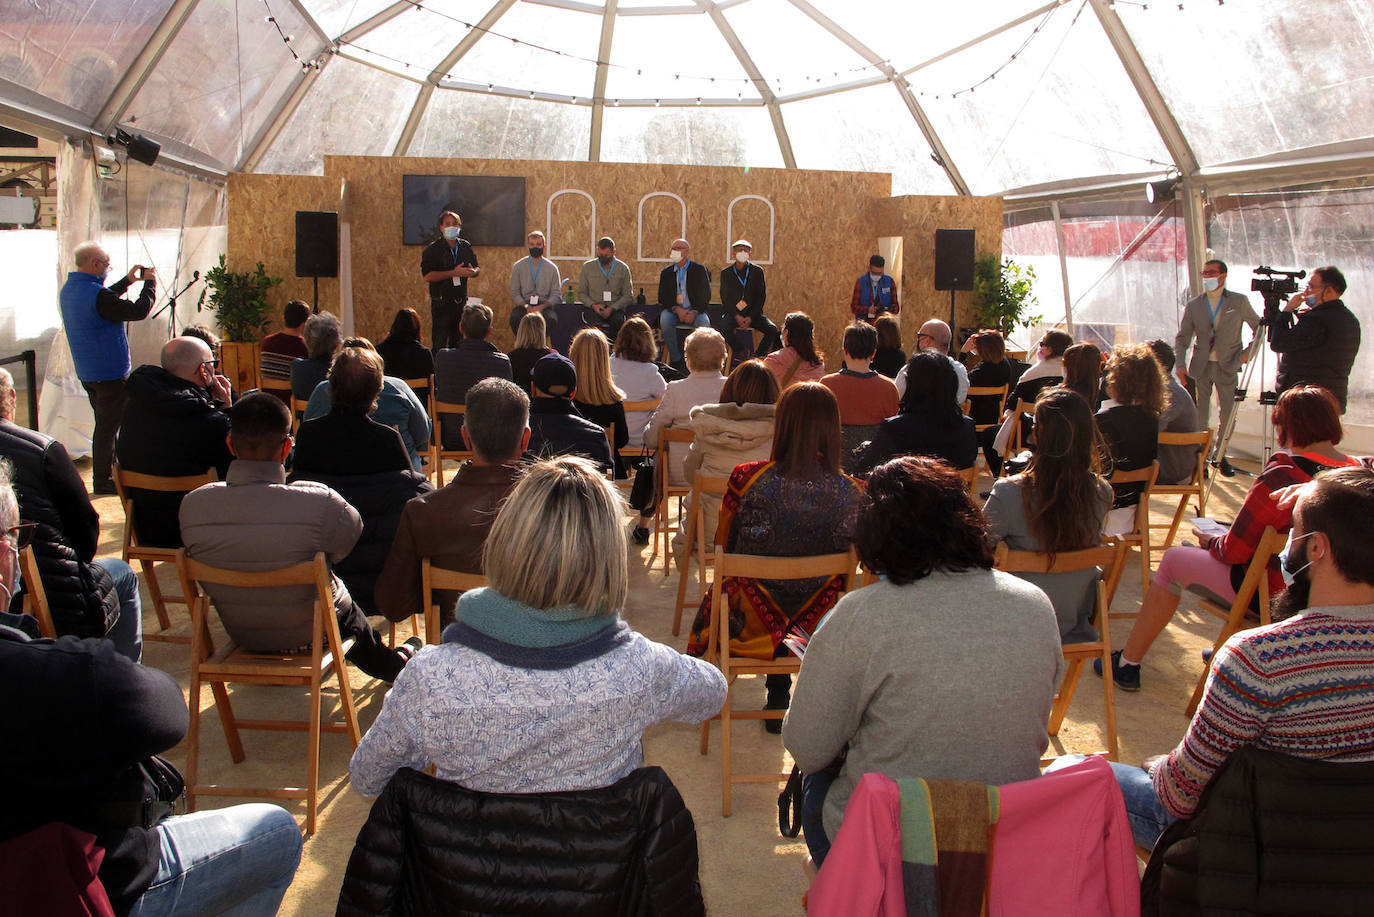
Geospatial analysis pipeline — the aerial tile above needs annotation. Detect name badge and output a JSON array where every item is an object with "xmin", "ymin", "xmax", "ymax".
[
  {"xmin": 452, "ymin": 276, "xmax": 461, "ymax": 286},
  {"xmin": 530, "ymin": 295, "xmax": 538, "ymax": 306},
  {"xmin": 676, "ymin": 293, "xmax": 684, "ymax": 305},
  {"xmin": 603, "ymin": 291, "xmax": 612, "ymax": 302}
]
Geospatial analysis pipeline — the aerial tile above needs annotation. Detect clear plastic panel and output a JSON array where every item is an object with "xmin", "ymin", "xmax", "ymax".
[
  {"xmin": 256, "ymin": 56, "xmax": 421, "ymax": 174},
  {"xmin": 409, "ymin": 88, "xmax": 591, "ymax": 160},
  {"xmin": 125, "ymin": 0, "xmax": 326, "ymax": 169},
  {"xmin": 779, "ymin": 82, "xmax": 954, "ymax": 195},
  {"xmin": 339, "ymin": 0, "xmax": 495, "ymax": 76},
  {"xmin": 1118, "ymin": 0, "xmax": 1374, "ymax": 165},
  {"xmin": 0, "ymin": 0, "xmax": 173, "ymax": 115},
  {"xmin": 604, "ymin": 12, "xmax": 755, "ymax": 102},
  {"xmin": 720, "ymin": 0, "xmax": 876, "ymax": 98},
  {"xmin": 599, "ymin": 104, "xmax": 784, "ymax": 168},
  {"xmin": 303, "ymin": 0, "xmax": 405, "ymax": 39},
  {"xmin": 803, "ymin": 0, "xmax": 1047, "ymax": 71},
  {"xmin": 447, "ymin": 1, "xmax": 600, "ymax": 97},
  {"xmin": 916, "ymin": 5, "xmax": 1169, "ymax": 194}
]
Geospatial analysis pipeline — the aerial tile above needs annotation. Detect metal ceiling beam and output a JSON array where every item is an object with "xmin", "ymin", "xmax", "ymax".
[
  {"xmin": 785, "ymin": 0, "xmax": 970, "ymax": 195},
  {"xmin": 280, "ymin": 0, "xmax": 332, "ymax": 47},
  {"xmin": 338, "ymin": 1, "xmax": 414, "ymax": 45},
  {"xmin": 701, "ymin": 1, "xmax": 796, "ymax": 169},
  {"xmin": 392, "ymin": 0, "xmax": 519, "ymax": 155},
  {"xmin": 1086, "ymin": 0, "xmax": 1198, "ymax": 177},
  {"xmin": 237, "ymin": 59, "xmax": 327, "ymax": 173},
  {"xmin": 588, "ymin": 0, "xmax": 618, "ymax": 162},
  {"xmin": 94, "ymin": 0, "xmax": 202, "ymax": 136}
]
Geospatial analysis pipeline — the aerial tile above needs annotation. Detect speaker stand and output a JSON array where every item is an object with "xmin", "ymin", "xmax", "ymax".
[
  {"xmin": 311, "ymin": 275, "xmax": 319, "ymax": 314},
  {"xmin": 948, "ymin": 289, "xmax": 956, "ymax": 333}
]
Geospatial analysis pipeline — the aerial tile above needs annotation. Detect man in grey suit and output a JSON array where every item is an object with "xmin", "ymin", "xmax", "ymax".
[{"xmin": 1173, "ymin": 259, "xmax": 1259, "ymax": 477}]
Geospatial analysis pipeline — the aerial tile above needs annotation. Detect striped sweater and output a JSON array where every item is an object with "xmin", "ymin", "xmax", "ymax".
[{"xmin": 1154, "ymin": 603, "xmax": 1374, "ymax": 818}]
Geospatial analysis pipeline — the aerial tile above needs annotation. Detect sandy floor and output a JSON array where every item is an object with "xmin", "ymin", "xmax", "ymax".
[{"xmin": 87, "ymin": 459, "xmax": 1255, "ymax": 916}]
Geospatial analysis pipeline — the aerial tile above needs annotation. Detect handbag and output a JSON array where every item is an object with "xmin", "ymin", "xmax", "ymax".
[
  {"xmin": 778, "ymin": 766, "xmax": 804, "ymax": 837},
  {"xmin": 628, "ymin": 448, "xmax": 656, "ymax": 512},
  {"xmin": 90, "ymin": 754, "xmax": 186, "ymax": 830}
]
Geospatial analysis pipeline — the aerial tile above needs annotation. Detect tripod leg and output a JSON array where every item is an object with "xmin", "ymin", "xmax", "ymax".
[{"xmin": 1203, "ymin": 328, "xmax": 1267, "ymax": 507}]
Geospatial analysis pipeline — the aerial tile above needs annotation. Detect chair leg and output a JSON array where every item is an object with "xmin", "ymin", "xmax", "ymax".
[
  {"xmin": 211, "ymin": 682, "xmax": 246, "ymax": 763},
  {"xmin": 1101, "ymin": 651, "xmax": 1119, "ymax": 761},
  {"xmin": 335, "ymin": 658, "xmax": 361, "ymax": 750},
  {"xmin": 1049, "ymin": 659, "xmax": 1085, "ymax": 735},
  {"xmin": 139, "ymin": 558, "xmax": 172, "ymax": 630},
  {"xmin": 720, "ymin": 685, "xmax": 733, "ymax": 818},
  {"xmin": 700, "ymin": 718, "xmax": 711, "ymax": 755},
  {"xmin": 185, "ymin": 668, "xmax": 203, "ymax": 814},
  {"xmin": 673, "ymin": 557, "xmax": 692, "ymax": 638},
  {"xmin": 306, "ymin": 667, "xmax": 323, "ymax": 838},
  {"xmin": 1163, "ymin": 495, "xmax": 1190, "ymax": 551},
  {"xmin": 1140, "ymin": 538, "xmax": 1151, "ymax": 599}
]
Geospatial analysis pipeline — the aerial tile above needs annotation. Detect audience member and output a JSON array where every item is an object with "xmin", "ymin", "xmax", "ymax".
[
  {"xmin": 984, "ymin": 387, "xmax": 1114, "ymax": 641},
  {"xmin": 784, "ymin": 456, "xmax": 1063, "ymax": 865},
  {"xmin": 963, "ymin": 330, "xmax": 1014, "ymax": 475},
  {"xmin": 507, "ymin": 230, "xmax": 562, "ymax": 337},
  {"xmin": 1147, "ymin": 339, "xmax": 1203, "ymax": 486},
  {"xmin": 870, "ymin": 315, "xmax": 906, "ymax": 379},
  {"xmin": 290, "ymin": 311, "xmax": 342, "ymax": 401},
  {"xmin": 526, "ymin": 353, "xmax": 613, "ymax": 472},
  {"xmin": 686, "ymin": 383, "xmax": 864, "ymax": 729},
  {"xmin": 180, "ymin": 393, "xmax": 419, "ymax": 681},
  {"xmin": 1104, "ymin": 466, "xmax": 1374, "ymax": 850},
  {"xmin": 893, "ymin": 318, "xmax": 968, "ymax": 405},
  {"xmin": 1062, "ymin": 341, "xmax": 1104, "ymax": 410},
  {"xmin": 656, "ymin": 238, "xmax": 712, "ymax": 371},
  {"xmin": 302, "ymin": 337, "xmax": 430, "ymax": 473},
  {"xmin": 1097, "ymin": 343, "xmax": 1165, "ymax": 534},
  {"xmin": 763, "ymin": 312, "xmax": 826, "ymax": 387},
  {"xmin": 434, "ymin": 303, "xmax": 513, "ymax": 450},
  {"xmin": 376, "ymin": 378, "xmax": 530, "ymax": 628},
  {"xmin": 854, "ymin": 352, "xmax": 977, "ymax": 475},
  {"xmin": 609, "ymin": 317, "xmax": 667, "ymax": 450},
  {"xmin": 569, "ymin": 329, "xmax": 629, "ymax": 477},
  {"xmin": 821, "ymin": 322, "xmax": 900, "ymax": 468},
  {"xmin": 376, "ymin": 307, "xmax": 434, "ymax": 385},
  {"xmin": 0, "ymin": 370, "xmax": 141, "ymax": 660},
  {"xmin": 715, "ymin": 239, "xmax": 780, "ymax": 358},
  {"xmin": 850, "ymin": 254, "xmax": 899, "ymax": 322},
  {"xmin": 993, "ymin": 329, "xmax": 1073, "ymax": 459},
  {"xmin": 260, "ymin": 300, "xmax": 311, "ymax": 404},
  {"xmin": 1102, "ymin": 385, "xmax": 1364, "ymax": 691},
  {"xmin": 507, "ymin": 311, "xmax": 554, "ymax": 395},
  {"xmin": 349, "ymin": 456, "xmax": 727, "ymax": 795},
  {"xmin": 636, "ymin": 328, "xmax": 728, "ymax": 543},
  {"xmin": 115, "ymin": 336, "xmax": 233, "ymax": 548},
  {"xmin": 675, "ymin": 359, "xmax": 779, "ymax": 567},
  {"xmin": 576, "ymin": 236, "xmax": 633, "ymax": 339},
  {"xmin": 293, "ymin": 345, "xmax": 411, "ymax": 476},
  {"xmin": 0, "ymin": 465, "xmax": 302, "ymax": 916}
]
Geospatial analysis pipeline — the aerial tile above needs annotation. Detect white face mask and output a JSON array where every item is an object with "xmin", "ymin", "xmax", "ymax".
[
  {"xmin": 735, "ymin": 251, "xmax": 750, "ymax": 264},
  {"xmin": 669, "ymin": 250, "xmax": 684, "ymax": 264},
  {"xmin": 1201, "ymin": 276, "xmax": 1220, "ymax": 293},
  {"xmin": 1278, "ymin": 530, "xmax": 1313, "ymax": 587},
  {"xmin": 442, "ymin": 225, "xmax": 461, "ymax": 241},
  {"xmin": 870, "ymin": 271, "xmax": 883, "ymax": 280}
]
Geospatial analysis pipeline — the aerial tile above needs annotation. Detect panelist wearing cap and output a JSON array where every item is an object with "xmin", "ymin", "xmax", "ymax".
[{"xmin": 714, "ymin": 239, "xmax": 781, "ymax": 359}]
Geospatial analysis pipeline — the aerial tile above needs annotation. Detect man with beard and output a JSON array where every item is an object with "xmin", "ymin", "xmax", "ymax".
[{"xmin": 1100, "ymin": 465, "xmax": 1374, "ymax": 850}]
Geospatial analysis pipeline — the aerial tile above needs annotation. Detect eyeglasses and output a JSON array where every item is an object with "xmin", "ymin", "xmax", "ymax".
[
  {"xmin": 200, "ymin": 359, "xmax": 220, "ymax": 370},
  {"xmin": 6, "ymin": 522, "xmax": 37, "ymax": 550}
]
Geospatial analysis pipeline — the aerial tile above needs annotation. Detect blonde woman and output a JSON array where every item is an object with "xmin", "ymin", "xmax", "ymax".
[
  {"xmin": 570, "ymin": 328, "xmax": 629, "ymax": 478},
  {"xmin": 348, "ymin": 456, "xmax": 727, "ymax": 796},
  {"xmin": 507, "ymin": 311, "xmax": 554, "ymax": 394}
]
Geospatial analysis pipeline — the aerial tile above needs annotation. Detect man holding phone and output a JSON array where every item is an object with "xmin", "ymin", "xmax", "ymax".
[{"xmin": 59, "ymin": 241, "xmax": 156, "ymax": 495}]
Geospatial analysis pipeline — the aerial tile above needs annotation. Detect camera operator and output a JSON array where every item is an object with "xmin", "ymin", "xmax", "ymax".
[{"xmin": 1271, "ymin": 266, "xmax": 1361, "ymax": 413}]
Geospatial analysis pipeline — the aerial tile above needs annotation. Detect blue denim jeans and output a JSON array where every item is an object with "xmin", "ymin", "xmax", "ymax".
[
  {"xmin": 1045, "ymin": 754, "xmax": 1176, "ymax": 850},
  {"xmin": 801, "ymin": 771, "xmax": 835, "ymax": 866},
  {"xmin": 127, "ymin": 804, "xmax": 302, "ymax": 917},
  {"xmin": 658, "ymin": 308, "xmax": 710, "ymax": 363},
  {"xmin": 95, "ymin": 558, "xmax": 143, "ymax": 663}
]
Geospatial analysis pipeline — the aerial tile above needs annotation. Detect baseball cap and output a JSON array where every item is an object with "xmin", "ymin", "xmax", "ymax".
[{"xmin": 531, "ymin": 352, "xmax": 577, "ymax": 396}]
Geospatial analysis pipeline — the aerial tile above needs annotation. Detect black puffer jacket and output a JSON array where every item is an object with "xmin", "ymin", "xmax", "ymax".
[
  {"xmin": 1143, "ymin": 746, "xmax": 1374, "ymax": 916},
  {"xmin": 336, "ymin": 766, "xmax": 706, "ymax": 917},
  {"xmin": 115, "ymin": 365, "xmax": 232, "ymax": 548},
  {"xmin": 287, "ymin": 468, "xmax": 431, "ymax": 616},
  {"xmin": 0, "ymin": 419, "xmax": 117, "ymax": 637}
]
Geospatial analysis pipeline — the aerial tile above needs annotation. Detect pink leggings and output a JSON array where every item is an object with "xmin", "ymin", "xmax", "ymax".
[{"xmin": 1152, "ymin": 545, "xmax": 1237, "ymax": 604}]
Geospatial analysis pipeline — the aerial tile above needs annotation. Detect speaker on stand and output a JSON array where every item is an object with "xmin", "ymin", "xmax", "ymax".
[
  {"xmin": 934, "ymin": 228, "xmax": 976, "ymax": 333},
  {"xmin": 295, "ymin": 211, "xmax": 339, "ymax": 313}
]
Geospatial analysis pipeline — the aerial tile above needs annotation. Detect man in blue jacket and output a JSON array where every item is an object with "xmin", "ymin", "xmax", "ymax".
[{"xmin": 58, "ymin": 241, "xmax": 156, "ymax": 495}]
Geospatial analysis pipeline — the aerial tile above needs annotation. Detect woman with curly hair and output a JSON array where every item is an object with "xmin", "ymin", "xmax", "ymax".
[{"xmin": 1097, "ymin": 342, "xmax": 1166, "ymax": 534}]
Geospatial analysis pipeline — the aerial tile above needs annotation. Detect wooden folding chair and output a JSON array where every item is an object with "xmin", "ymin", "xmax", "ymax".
[
  {"xmin": 258, "ymin": 376, "xmax": 293, "ymax": 402},
  {"xmin": 17, "ymin": 546, "xmax": 56, "ymax": 638},
  {"xmin": 651, "ymin": 428, "xmax": 695, "ymax": 576},
  {"xmin": 617, "ymin": 398, "xmax": 661, "ymax": 494},
  {"xmin": 957, "ymin": 465, "xmax": 979, "ymax": 497},
  {"xmin": 176, "ymin": 550, "xmax": 360, "ymax": 836},
  {"xmin": 290, "ymin": 396, "xmax": 309, "ymax": 435},
  {"xmin": 1105, "ymin": 460, "xmax": 1160, "ymax": 609},
  {"xmin": 399, "ymin": 377, "xmax": 437, "ymax": 479},
  {"xmin": 672, "ymin": 475, "xmax": 730, "ymax": 636},
  {"xmin": 1184, "ymin": 525, "xmax": 1286, "ymax": 717},
  {"xmin": 996, "ymin": 538, "xmax": 1127, "ymax": 761},
  {"xmin": 700, "ymin": 548, "xmax": 859, "ymax": 816},
  {"xmin": 431, "ymin": 400, "xmax": 473, "ymax": 487},
  {"xmin": 1148, "ymin": 429, "xmax": 1214, "ymax": 561},
  {"xmin": 1000, "ymin": 398, "xmax": 1032, "ymax": 475},
  {"xmin": 112, "ymin": 463, "xmax": 218, "ymax": 643},
  {"xmin": 420, "ymin": 558, "xmax": 488, "ymax": 645},
  {"xmin": 963, "ymin": 383, "xmax": 1008, "ymax": 477}
]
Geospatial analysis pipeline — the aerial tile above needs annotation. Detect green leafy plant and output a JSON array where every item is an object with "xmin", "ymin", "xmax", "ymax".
[
  {"xmin": 196, "ymin": 254, "xmax": 283, "ymax": 343},
  {"xmin": 972, "ymin": 254, "xmax": 1042, "ymax": 337}
]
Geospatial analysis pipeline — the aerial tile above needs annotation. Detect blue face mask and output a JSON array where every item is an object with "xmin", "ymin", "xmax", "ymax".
[
  {"xmin": 1278, "ymin": 530, "xmax": 1313, "ymax": 587},
  {"xmin": 1304, "ymin": 293, "xmax": 1318, "ymax": 308},
  {"xmin": 1201, "ymin": 277, "xmax": 1220, "ymax": 293},
  {"xmin": 442, "ymin": 226, "xmax": 461, "ymax": 241}
]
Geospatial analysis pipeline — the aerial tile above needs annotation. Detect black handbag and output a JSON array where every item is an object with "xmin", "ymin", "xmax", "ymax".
[
  {"xmin": 628, "ymin": 449, "xmax": 657, "ymax": 512},
  {"xmin": 90, "ymin": 754, "xmax": 186, "ymax": 829}
]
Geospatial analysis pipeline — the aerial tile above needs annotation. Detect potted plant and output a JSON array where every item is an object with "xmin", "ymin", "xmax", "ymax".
[
  {"xmin": 971, "ymin": 254, "xmax": 1042, "ymax": 342},
  {"xmin": 197, "ymin": 254, "xmax": 283, "ymax": 393}
]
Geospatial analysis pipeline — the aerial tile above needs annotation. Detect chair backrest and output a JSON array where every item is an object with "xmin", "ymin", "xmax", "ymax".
[
  {"xmin": 1109, "ymin": 460, "xmax": 1160, "ymax": 536},
  {"xmin": 1157, "ymin": 429, "xmax": 1213, "ymax": 489},
  {"xmin": 691, "ymin": 474, "xmax": 731, "ymax": 556},
  {"xmin": 420, "ymin": 559, "xmax": 488, "ymax": 643},
  {"xmin": 1007, "ymin": 397, "xmax": 1032, "ymax": 454},
  {"xmin": 112, "ymin": 464, "xmax": 219, "ymax": 554},
  {"xmin": 258, "ymin": 376, "xmax": 292, "ymax": 394},
  {"xmin": 1232, "ymin": 525, "xmax": 1286, "ymax": 625},
  {"xmin": 957, "ymin": 465, "xmax": 978, "ymax": 496},
  {"xmin": 432, "ymin": 400, "xmax": 466, "ymax": 449},
  {"xmin": 994, "ymin": 539, "xmax": 1126, "ymax": 580},
  {"xmin": 708, "ymin": 548, "xmax": 858, "ymax": 662},
  {"xmin": 657, "ymin": 427, "xmax": 695, "ymax": 496},
  {"xmin": 17, "ymin": 546, "xmax": 56, "ymax": 638},
  {"xmin": 963, "ymin": 384, "xmax": 1010, "ymax": 428},
  {"xmin": 176, "ymin": 549, "xmax": 335, "ymax": 645},
  {"xmin": 400, "ymin": 376, "xmax": 432, "ymax": 401},
  {"xmin": 290, "ymin": 395, "xmax": 309, "ymax": 434},
  {"xmin": 623, "ymin": 398, "xmax": 662, "ymax": 414}
]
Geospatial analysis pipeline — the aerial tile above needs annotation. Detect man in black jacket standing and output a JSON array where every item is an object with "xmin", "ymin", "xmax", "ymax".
[
  {"xmin": 1272, "ymin": 265, "xmax": 1361, "ymax": 412},
  {"xmin": 419, "ymin": 210, "xmax": 480, "ymax": 353},
  {"xmin": 715, "ymin": 239, "xmax": 780, "ymax": 361}
]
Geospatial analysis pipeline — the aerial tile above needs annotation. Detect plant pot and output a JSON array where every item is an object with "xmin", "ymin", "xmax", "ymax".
[{"xmin": 219, "ymin": 341, "xmax": 260, "ymax": 396}]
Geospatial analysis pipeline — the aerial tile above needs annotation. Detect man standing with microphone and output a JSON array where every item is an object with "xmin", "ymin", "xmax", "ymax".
[
  {"xmin": 420, "ymin": 210, "xmax": 479, "ymax": 353},
  {"xmin": 59, "ymin": 241, "xmax": 156, "ymax": 495}
]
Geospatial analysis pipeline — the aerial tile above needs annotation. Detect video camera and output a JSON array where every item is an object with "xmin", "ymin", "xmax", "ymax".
[{"xmin": 1251, "ymin": 266, "xmax": 1306, "ymax": 323}]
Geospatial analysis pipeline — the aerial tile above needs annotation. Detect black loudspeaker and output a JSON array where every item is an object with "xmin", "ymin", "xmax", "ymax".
[
  {"xmin": 295, "ymin": 211, "xmax": 339, "ymax": 278},
  {"xmin": 934, "ymin": 228, "xmax": 976, "ymax": 291}
]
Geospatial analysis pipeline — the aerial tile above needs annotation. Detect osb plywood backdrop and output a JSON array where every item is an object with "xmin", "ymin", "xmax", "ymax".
[{"xmin": 228, "ymin": 158, "xmax": 1000, "ymax": 368}]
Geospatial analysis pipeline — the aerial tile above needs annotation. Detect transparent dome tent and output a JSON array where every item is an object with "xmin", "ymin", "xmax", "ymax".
[{"xmin": 2, "ymin": 0, "xmax": 1373, "ymax": 448}]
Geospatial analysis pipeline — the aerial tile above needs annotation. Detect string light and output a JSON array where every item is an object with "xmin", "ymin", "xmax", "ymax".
[{"xmin": 263, "ymin": 0, "xmax": 330, "ymax": 72}]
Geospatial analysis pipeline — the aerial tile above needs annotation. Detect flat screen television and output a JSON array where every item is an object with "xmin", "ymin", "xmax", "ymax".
[{"xmin": 402, "ymin": 174, "xmax": 527, "ymax": 247}]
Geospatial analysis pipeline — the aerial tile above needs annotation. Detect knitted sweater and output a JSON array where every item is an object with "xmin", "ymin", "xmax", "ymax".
[{"xmin": 1153, "ymin": 602, "xmax": 1374, "ymax": 819}]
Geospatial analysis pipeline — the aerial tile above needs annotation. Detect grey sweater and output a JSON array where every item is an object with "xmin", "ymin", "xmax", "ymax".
[{"xmin": 782, "ymin": 571, "xmax": 1065, "ymax": 840}]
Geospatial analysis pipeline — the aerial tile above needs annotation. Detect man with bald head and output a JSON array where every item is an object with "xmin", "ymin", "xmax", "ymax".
[
  {"xmin": 59, "ymin": 241, "xmax": 157, "ymax": 495},
  {"xmin": 115, "ymin": 335, "xmax": 234, "ymax": 547},
  {"xmin": 894, "ymin": 318, "xmax": 970, "ymax": 405},
  {"xmin": 656, "ymin": 238, "xmax": 712, "ymax": 371}
]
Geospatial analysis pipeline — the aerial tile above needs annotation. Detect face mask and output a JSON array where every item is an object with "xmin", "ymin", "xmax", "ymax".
[
  {"xmin": 1278, "ymin": 530, "xmax": 1313, "ymax": 587},
  {"xmin": 870, "ymin": 271, "xmax": 883, "ymax": 280},
  {"xmin": 1201, "ymin": 277, "xmax": 1220, "ymax": 293},
  {"xmin": 528, "ymin": 247, "xmax": 543, "ymax": 258},
  {"xmin": 1304, "ymin": 293, "xmax": 1319, "ymax": 308},
  {"xmin": 669, "ymin": 250, "xmax": 684, "ymax": 264},
  {"xmin": 597, "ymin": 254, "xmax": 613, "ymax": 266},
  {"xmin": 735, "ymin": 251, "xmax": 750, "ymax": 264},
  {"xmin": 443, "ymin": 226, "xmax": 461, "ymax": 241}
]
